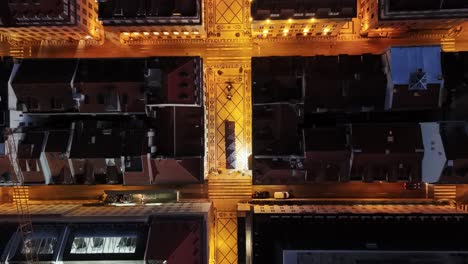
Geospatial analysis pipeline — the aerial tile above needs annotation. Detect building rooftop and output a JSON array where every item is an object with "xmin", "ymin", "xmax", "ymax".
[
  {"xmin": 303, "ymin": 127, "xmax": 351, "ymax": 182},
  {"xmin": 0, "ymin": 0, "xmax": 76, "ymax": 27},
  {"xmin": 351, "ymin": 124, "xmax": 424, "ymax": 182},
  {"xmin": 386, "ymin": 0, "xmax": 468, "ymax": 12},
  {"xmin": 152, "ymin": 107, "xmax": 204, "ymax": 157},
  {"xmin": 151, "ymin": 157, "xmax": 203, "ymax": 184},
  {"xmin": 441, "ymin": 122, "xmax": 468, "ymax": 160},
  {"xmin": 74, "ymin": 59, "xmax": 146, "ymax": 83},
  {"xmin": 146, "ymin": 217, "xmax": 204, "ymax": 263},
  {"xmin": 252, "ymin": 57, "xmax": 303, "ymax": 104},
  {"xmin": 304, "ymin": 127, "xmax": 348, "ymax": 152},
  {"xmin": 251, "ymin": 0, "xmax": 357, "ymax": 20},
  {"xmin": 251, "ymin": 202, "xmax": 468, "ymax": 263},
  {"xmin": 17, "ymin": 131, "xmax": 47, "ymax": 159},
  {"xmin": 253, "ymin": 104, "xmax": 303, "ymax": 156},
  {"xmin": 98, "ymin": 0, "xmax": 201, "ymax": 25},
  {"xmin": 146, "ymin": 57, "xmax": 202, "ymax": 105},
  {"xmin": 380, "ymin": 0, "xmax": 468, "ymax": 20},
  {"xmin": 12, "ymin": 59, "xmax": 76, "ymax": 84},
  {"xmin": 69, "ymin": 122, "xmax": 123, "ymax": 159},
  {"xmin": 253, "ymin": 157, "xmax": 306, "ymax": 185},
  {"xmin": 305, "ymin": 55, "xmax": 387, "ymax": 113},
  {"xmin": 352, "ymin": 124, "xmax": 423, "ymax": 154},
  {"xmin": 45, "ymin": 130, "xmax": 71, "ymax": 153}
]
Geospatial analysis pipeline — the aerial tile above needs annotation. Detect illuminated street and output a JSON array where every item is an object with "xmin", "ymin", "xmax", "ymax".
[{"xmin": 1, "ymin": 0, "xmax": 468, "ymax": 263}]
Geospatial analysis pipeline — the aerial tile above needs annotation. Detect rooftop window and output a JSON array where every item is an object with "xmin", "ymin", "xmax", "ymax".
[{"xmin": 70, "ymin": 236, "xmax": 137, "ymax": 254}]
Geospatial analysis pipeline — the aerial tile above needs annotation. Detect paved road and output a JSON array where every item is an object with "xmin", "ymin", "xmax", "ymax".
[
  {"xmin": 254, "ymin": 182, "xmax": 429, "ymax": 199},
  {"xmin": 1, "ymin": 33, "xmax": 468, "ymax": 59},
  {"xmin": 0, "ymin": 181, "xmax": 431, "ymax": 202}
]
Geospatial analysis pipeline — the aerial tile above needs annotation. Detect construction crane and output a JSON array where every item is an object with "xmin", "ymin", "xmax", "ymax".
[{"xmin": 5, "ymin": 128, "xmax": 38, "ymax": 263}]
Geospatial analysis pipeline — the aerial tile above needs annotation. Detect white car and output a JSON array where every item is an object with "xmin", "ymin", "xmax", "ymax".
[{"xmin": 273, "ymin": 192, "xmax": 290, "ymax": 199}]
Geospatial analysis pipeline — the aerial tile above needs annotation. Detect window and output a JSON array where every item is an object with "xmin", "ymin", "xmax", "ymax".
[{"xmin": 70, "ymin": 236, "xmax": 137, "ymax": 254}]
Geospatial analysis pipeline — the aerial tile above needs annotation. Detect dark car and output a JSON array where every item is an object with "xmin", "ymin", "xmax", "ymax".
[
  {"xmin": 252, "ymin": 191, "xmax": 270, "ymax": 199},
  {"xmin": 404, "ymin": 182, "xmax": 422, "ymax": 190}
]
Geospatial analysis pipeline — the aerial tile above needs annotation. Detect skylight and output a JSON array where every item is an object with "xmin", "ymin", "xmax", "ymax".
[
  {"xmin": 70, "ymin": 236, "xmax": 137, "ymax": 254},
  {"xmin": 21, "ymin": 237, "xmax": 57, "ymax": 255}
]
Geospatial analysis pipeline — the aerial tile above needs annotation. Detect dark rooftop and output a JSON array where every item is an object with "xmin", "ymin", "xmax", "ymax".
[
  {"xmin": 12, "ymin": 59, "xmax": 76, "ymax": 84},
  {"xmin": 45, "ymin": 130, "xmax": 70, "ymax": 153},
  {"xmin": 98, "ymin": 0, "xmax": 201, "ymax": 24},
  {"xmin": 351, "ymin": 124, "xmax": 423, "ymax": 182},
  {"xmin": 151, "ymin": 157, "xmax": 203, "ymax": 184},
  {"xmin": 392, "ymin": 84, "xmax": 441, "ymax": 110},
  {"xmin": 441, "ymin": 122, "xmax": 468, "ymax": 160},
  {"xmin": 304, "ymin": 127, "xmax": 348, "ymax": 152},
  {"xmin": 253, "ymin": 212, "xmax": 468, "ymax": 264},
  {"xmin": 305, "ymin": 55, "xmax": 387, "ymax": 113},
  {"xmin": 74, "ymin": 59, "xmax": 146, "ymax": 83},
  {"xmin": 303, "ymin": 127, "xmax": 351, "ymax": 182},
  {"xmin": 387, "ymin": 0, "xmax": 468, "ymax": 12},
  {"xmin": 252, "ymin": 57, "xmax": 303, "ymax": 104},
  {"xmin": 352, "ymin": 124, "xmax": 423, "ymax": 153},
  {"xmin": 17, "ymin": 131, "xmax": 47, "ymax": 159},
  {"xmin": 153, "ymin": 107, "xmax": 204, "ymax": 157},
  {"xmin": 69, "ymin": 122, "xmax": 123, "ymax": 159},
  {"xmin": 251, "ymin": 0, "xmax": 357, "ymax": 20},
  {"xmin": 146, "ymin": 216, "xmax": 204, "ymax": 263},
  {"xmin": 0, "ymin": 0, "xmax": 75, "ymax": 27},
  {"xmin": 147, "ymin": 57, "xmax": 201, "ymax": 105},
  {"xmin": 253, "ymin": 104, "xmax": 303, "ymax": 156},
  {"xmin": 253, "ymin": 157, "xmax": 306, "ymax": 185},
  {"xmin": 122, "ymin": 130, "xmax": 149, "ymax": 157}
]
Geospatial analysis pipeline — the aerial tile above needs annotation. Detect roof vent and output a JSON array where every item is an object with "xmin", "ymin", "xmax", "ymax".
[{"xmin": 409, "ymin": 69, "xmax": 427, "ymax": 91}]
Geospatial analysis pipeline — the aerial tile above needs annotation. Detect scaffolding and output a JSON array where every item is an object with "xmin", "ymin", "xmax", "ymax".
[{"xmin": 5, "ymin": 129, "xmax": 38, "ymax": 263}]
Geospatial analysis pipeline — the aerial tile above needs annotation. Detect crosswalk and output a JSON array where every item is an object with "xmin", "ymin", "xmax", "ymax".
[
  {"xmin": 433, "ymin": 185, "xmax": 457, "ymax": 200},
  {"xmin": 208, "ymin": 174, "xmax": 252, "ymax": 200}
]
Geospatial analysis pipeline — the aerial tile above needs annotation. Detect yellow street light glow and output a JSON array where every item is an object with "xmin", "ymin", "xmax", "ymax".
[
  {"xmin": 143, "ymin": 32, "xmax": 150, "ymax": 36},
  {"xmin": 283, "ymin": 33, "xmax": 287, "ymax": 36},
  {"xmin": 123, "ymin": 32, "xmax": 130, "ymax": 36},
  {"xmin": 249, "ymin": 17, "xmax": 253, "ymax": 22},
  {"xmin": 173, "ymin": 31, "xmax": 180, "ymax": 35},
  {"xmin": 288, "ymin": 18, "xmax": 293, "ymax": 23},
  {"xmin": 266, "ymin": 19, "xmax": 271, "ymax": 24},
  {"xmin": 303, "ymin": 28, "xmax": 309, "ymax": 33},
  {"xmin": 133, "ymin": 32, "xmax": 139, "ymax": 35},
  {"xmin": 183, "ymin": 31, "xmax": 190, "ymax": 35},
  {"xmin": 283, "ymin": 29, "xmax": 289, "ymax": 33},
  {"xmin": 311, "ymin": 18, "xmax": 316, "ymax": 22},
  {"xmin": 85, "ymin": 35, "xmax": 92, "ymax": 39},
  {"xmin": 263, "ymin": 29, "xmax": 268, "ymax": 34},
  {"xmin": 153, "ymin": 32, "xmax": 159, "ymax": 35},
  {"xmin": 163, "ymin": 31, "xmax": 169, "ymax": 35},
  {"xmin": 193, "ymin": 31, "xmax": 200, "ymax": 35},
  {"xmin": 323, "ymin": 28, "xmax": 330, "ymax": 33}
]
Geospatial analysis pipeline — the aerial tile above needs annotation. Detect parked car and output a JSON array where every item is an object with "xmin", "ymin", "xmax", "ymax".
[
  {"xmin": 252, "ymin": 191, "xmax": 270, "ymax": 199},
  {"xmin": 274, "ymin": 192, "xmax": 290, "ymax": 199},
  {"xmin": 404, "ymin": 182, "xmax": 422, "ymax": 190}
]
